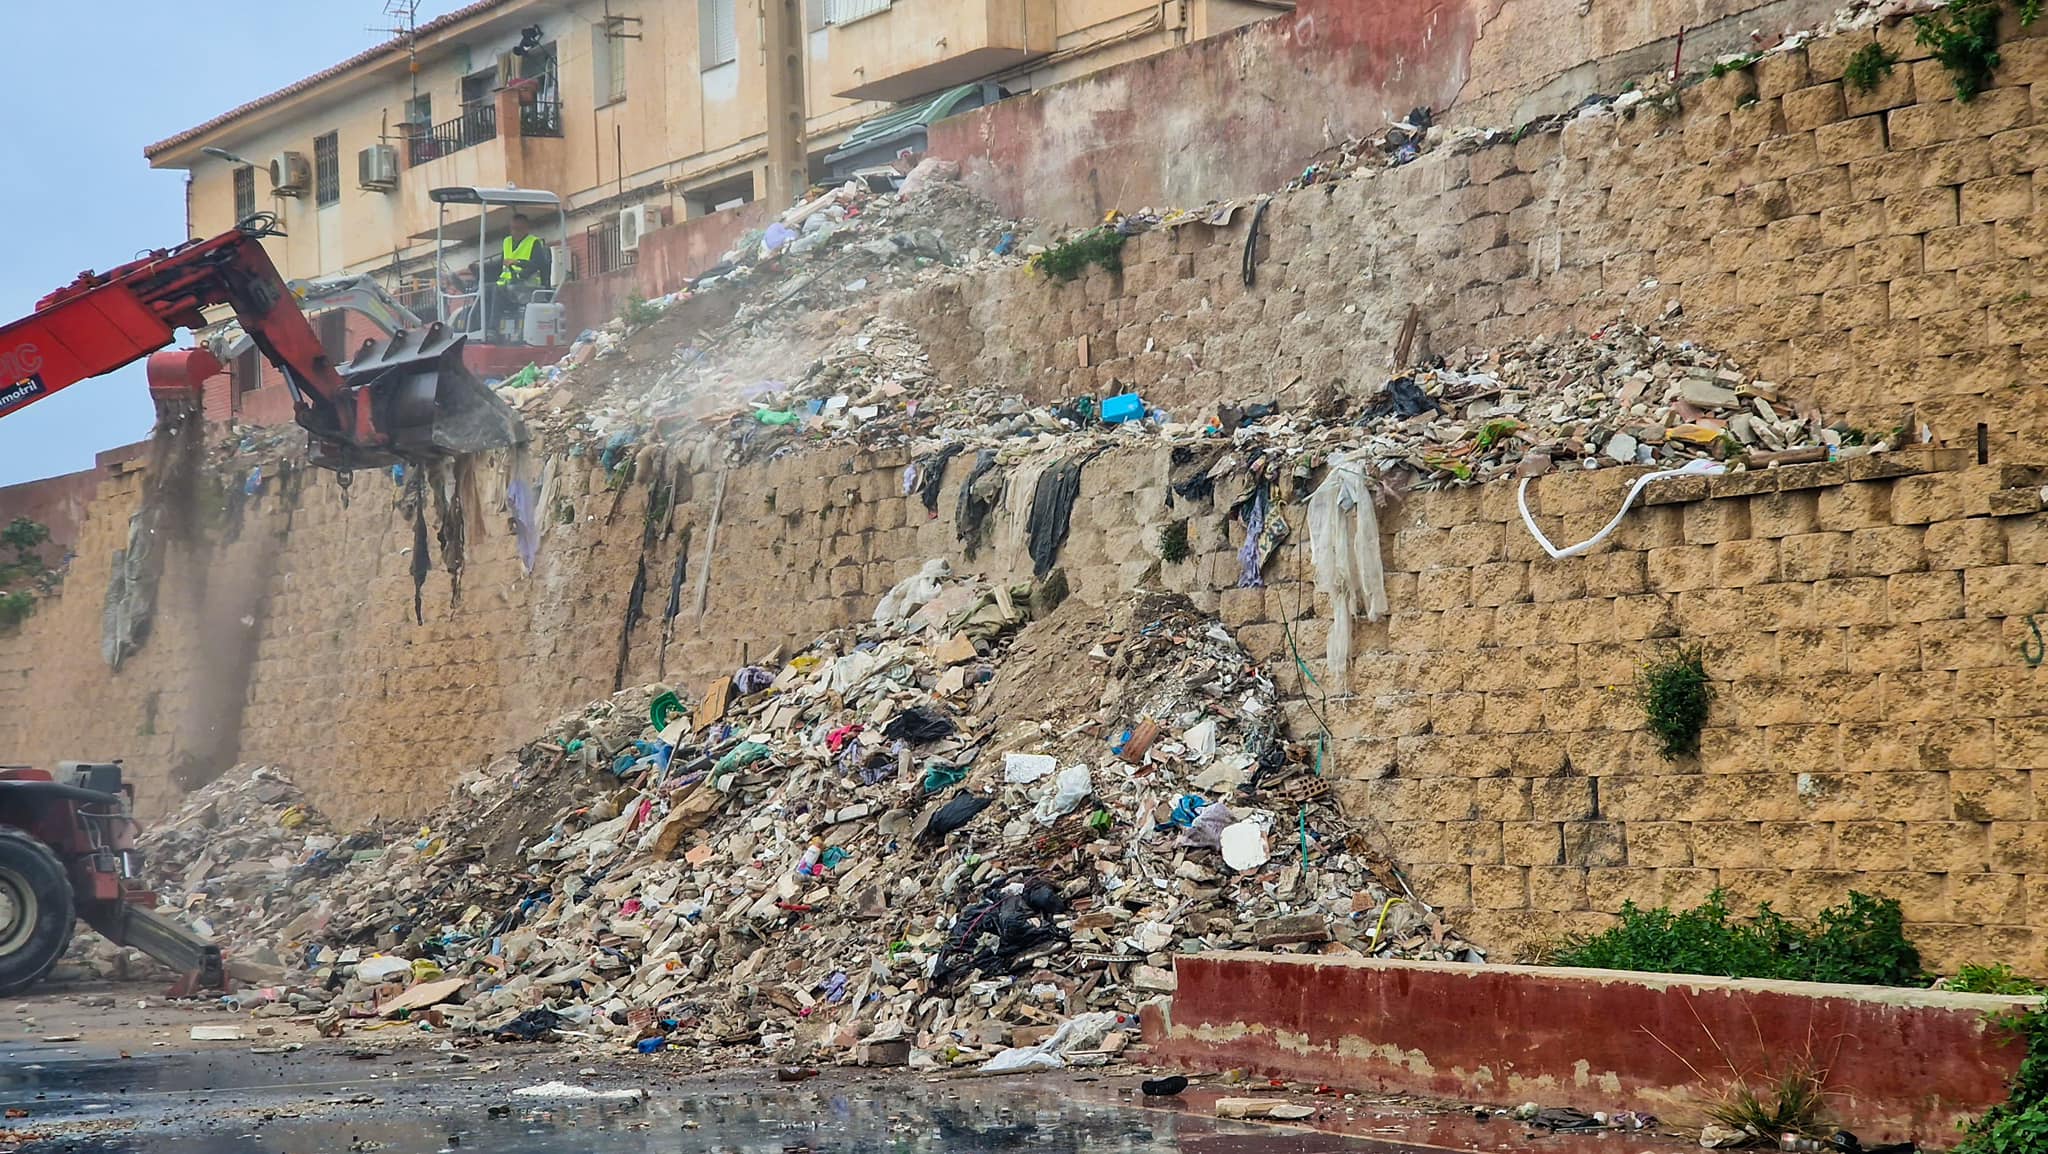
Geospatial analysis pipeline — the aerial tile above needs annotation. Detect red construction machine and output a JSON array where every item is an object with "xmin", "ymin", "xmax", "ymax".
[
  {"xmin": 0, "ymin": 762, "xmax": 221, "ymax": 996},
  {"xmin": 0, "ymin": 216, "xmax": 524, "ymax": 994},
  {"xmin": 0, "ymin": 212, "xmax": 521, "ymax": 471}
]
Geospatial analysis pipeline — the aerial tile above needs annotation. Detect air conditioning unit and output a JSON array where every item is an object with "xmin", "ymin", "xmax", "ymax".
[
  {"xmin": 618, "ymin": 204, "xmax": 662, "ymax": 252},
  {"xmin": 357, "ymin": 145, "xmax": 398, "ymax": 191},
  {"xmin": 269, "ymin": 151, "xmax": 311, "ymax": 196}
]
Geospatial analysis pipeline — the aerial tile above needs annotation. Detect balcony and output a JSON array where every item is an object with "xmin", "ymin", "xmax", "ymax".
[
  {"xmin": 827, "ymin": 0, "xmax": 1052, "ymax": 103},
  {"xmin": 401, "ymin": 88, "xmax": 570, "ymax": 239},
  {"xmin": 408, "ymin": 105, "xmax": 497, "ymax": 167}
]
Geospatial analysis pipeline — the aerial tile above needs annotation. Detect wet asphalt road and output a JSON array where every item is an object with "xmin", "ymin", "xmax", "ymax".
[{"xmin": 0, "ymin": 1043, "xmax": 1391, "ymax": 1153}]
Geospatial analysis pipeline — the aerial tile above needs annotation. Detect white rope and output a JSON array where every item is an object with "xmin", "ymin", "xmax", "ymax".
[{"xmin": 1516, "ymin": 458, "xmax": 1724, "ymax": 560}]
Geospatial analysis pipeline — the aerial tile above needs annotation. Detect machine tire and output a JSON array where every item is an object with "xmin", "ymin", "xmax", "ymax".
[{"xmin": 0, "ymin": 828, "xmax": 74, "ymax": 997}]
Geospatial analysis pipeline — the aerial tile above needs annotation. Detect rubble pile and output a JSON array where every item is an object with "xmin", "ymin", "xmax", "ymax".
[
  {"xmin": 1346, "ymin": 321, "xmax": 1892, "ymax": 488},
  {"xmin": 139, "ymin": 574, "xmax": 1469, "ymax": 1067},
  {"xmin": 501, "ymin": 168, "xmax": 1024, "ymax": 443}
]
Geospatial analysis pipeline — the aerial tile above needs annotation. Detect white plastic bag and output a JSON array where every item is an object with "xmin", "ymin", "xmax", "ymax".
[
  {"xmin": 977, "ymin": 1010, "xmax": 1121, "ymax": 1075},
  {"xmin": 1306, "ymin": 451, "xmax": 1388, "ymax": 694},
  {"xmin": 873, "ymin": 558, "xmax": 950, "ymax": 623},
  {"xmin": 1033, "ymin": 765, "xmax": 1093, "ymax": 825}
]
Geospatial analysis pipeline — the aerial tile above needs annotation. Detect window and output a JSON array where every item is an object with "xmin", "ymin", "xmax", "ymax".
[
  {"xmin": 584, "ymin": 218, "xmax": 633, "ymax": 276},
  {"xmin": 405, "ymin": 92, "xmax": 432, "ymax": 128},
  {"xmin": 825, "ymin": 0, "xmax": 890, "ymax": 23},
  {"xmin": 699, "ymin": 0, "xmax": 736, "ymax": 68},
  {"xmin": 313, "ymin": 132, "xmax": 340, "ymax": 206},
  {"xmin": 232, "ymin": 166, "xmax": 256, "ymax": 222},
  {"xmin": 593, "ymin": 20, "xmax": 627, "ymax": 105},
  {"xmin": 231, "ymin": 348, "xmax": 260, "ymax": 395},
  {"xmin": 317, "ymin": 311, "xmax": 349, "ymax": 364},
  {"xmin": 461, "ymin": 68, "xmax": 495, "ymax": 107},
  {"xmin": 806, "ymin": 0, "xmax": 827, "ymax": 31}
]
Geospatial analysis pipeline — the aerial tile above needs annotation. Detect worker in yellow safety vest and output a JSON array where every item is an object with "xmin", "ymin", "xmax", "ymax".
[
  {"xmin": 486, "ymin": 213, "xmax": 553, "ymax": 341},
  {"xmin": 497, "ymin": 213, "xmax": 552, "ymax": 288}
]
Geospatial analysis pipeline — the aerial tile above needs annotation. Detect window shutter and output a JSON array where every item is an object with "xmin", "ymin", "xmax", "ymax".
[{"xmin": 700, "ymin": 0, "xmax": 736, "ymax": 68}]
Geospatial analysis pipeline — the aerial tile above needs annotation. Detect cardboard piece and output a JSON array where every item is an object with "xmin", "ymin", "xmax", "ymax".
[
  {"xmin": 937, "ymin": 632, "xmax": 978, "ymax": 666},
  {"xmin": 379, "ymin": 976, "xmax": 468, "ymax": 1017},
  {"xmin": 694, "ymin": 677, "xmax": 736, "ymax": 732}
]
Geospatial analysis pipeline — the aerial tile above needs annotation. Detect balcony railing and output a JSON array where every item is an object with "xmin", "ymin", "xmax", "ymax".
[
  {"xmin": 408, "ymin": 104, "xmax": 498, "ymax": 166},
  {"xmin": 520, "ymin": 99, "xmax": 564, "ymax": 138}
]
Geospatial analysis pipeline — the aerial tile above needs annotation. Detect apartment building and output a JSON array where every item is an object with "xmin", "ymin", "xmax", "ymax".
[{"xmin": 144, "ymin": 0, "xmax": 1288, "ymax": 312}]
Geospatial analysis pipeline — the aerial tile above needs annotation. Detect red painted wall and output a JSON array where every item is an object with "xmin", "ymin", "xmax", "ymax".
[
  {"xmin": 927, "ymin": 0, "xmax": 1481, "ymax": 228},
  {"xmin": 1149, "ymin": 953, "xmax": 2028, "ymax": 1144},
  {"xmin": 559, "ymin": 200, "xmax": 772, "ymax": 333},
  {"xmin": 200, "ymin": 310, "xmax": 394, "ymax": 428},
  {"xmin": 0, "ymin": 442, "xmax": 148, "ymax": 558}
]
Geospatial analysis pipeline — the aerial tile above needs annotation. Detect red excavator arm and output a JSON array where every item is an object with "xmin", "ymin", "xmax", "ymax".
[{"xmin": 0, "ymin": 217, "xmax": 520, "ymax": 472}]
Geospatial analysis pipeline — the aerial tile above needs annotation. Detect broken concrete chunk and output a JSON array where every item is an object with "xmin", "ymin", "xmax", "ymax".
[
  {"xmin": 1678, "ymin": 379, "xmax": 1738, "ymax": 409},
  {"xmin": 1253, "ymin": 913, "xmax": 1329, "ymax": 947}
]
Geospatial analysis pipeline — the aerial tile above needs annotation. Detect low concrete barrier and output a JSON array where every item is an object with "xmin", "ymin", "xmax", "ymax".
[{"xmin": 1144, "ymin": 952, "xmax": 2036, "ymax": 1144}]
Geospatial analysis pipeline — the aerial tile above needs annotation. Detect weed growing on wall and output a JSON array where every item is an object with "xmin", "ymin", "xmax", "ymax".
[
  {"xmin": 1033, "ymin": 229, "xmax": 1127, "ymax": 281},
  {"xmin": 1634, "ymin": 643, "xmax": 1713, "ymax": 759},
  {"xmin": 1552, "ymin": 889, "xmax": 1924, "ymax": 986},
  {"xmin": 1915, "ymin": 0, "xmax": 2039, "ymax": 102},
  {"xmin": 1709, "ymin": 1065, "xmax": 1835, "ymax": 1142},
  {"xmin": 1844, "ymin": 42, "xmax": 1900, "ymax": 92},
  {"xmin": 1159, "ymin": 520, "xmax": 1190, "ymax": 564},
  {"xmin": 1953, "ymin": 964, "xmax": 2048, "ymax": 996},
  {"xmin": 1710, "ymin": 51, "xmax": 1761, "ymax": 77},
  {"xmin": 0, "ymin": 517, "xmax": 54, "ymax": 629}
]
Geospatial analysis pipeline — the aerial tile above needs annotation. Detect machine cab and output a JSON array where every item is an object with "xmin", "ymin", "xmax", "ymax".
[{"xmin": 426, "ymin": 186, "xmax": 570, "ymax": 350}]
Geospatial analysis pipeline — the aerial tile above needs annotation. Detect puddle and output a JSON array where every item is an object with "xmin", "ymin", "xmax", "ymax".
[{"xmin": 8, "ymin": 1077, "xmax": 1393, "ymax": 1153}]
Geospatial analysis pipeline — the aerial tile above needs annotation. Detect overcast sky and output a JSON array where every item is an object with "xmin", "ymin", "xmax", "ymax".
[{"xmin": 0, "ymin": 1, "xmax": 471, "ymax": 488}]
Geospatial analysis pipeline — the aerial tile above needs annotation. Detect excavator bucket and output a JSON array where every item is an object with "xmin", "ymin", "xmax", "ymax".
[{"xmin": 326, "ymin": 323, "xmax": 525, "ymax": 470}]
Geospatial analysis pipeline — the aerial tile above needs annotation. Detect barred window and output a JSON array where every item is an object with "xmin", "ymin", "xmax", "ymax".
[{"xmin": 314, "ymin": 132, "xmax": 340, "ymax": 206}]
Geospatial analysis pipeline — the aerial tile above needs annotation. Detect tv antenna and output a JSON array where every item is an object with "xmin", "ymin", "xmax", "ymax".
[{"xmin": 375, "ymin": 1, "xmax": 425, "ymax": 109}]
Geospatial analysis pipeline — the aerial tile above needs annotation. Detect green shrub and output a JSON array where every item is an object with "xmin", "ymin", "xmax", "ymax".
[
  {"xmin": 1953, "ymin": 963, "xmax": 2048, "ymax": 996},
  {"xmin": 1710, "ymin": 52, "xmax": 1761, "ymax": 78},
  {"xmin": 620, "ymin": 292, "xmax": 660, "ymax": 329},
  {"xmin": 1634, "ymin": 643, "xmax": 1713, "ymax": 759},
  {"xmin": 1844, "ymin": 42, "xmax": 1900, "ymax": 93},
  {"xmin": 0, "ymin": 590, "xmax": 31, "ymax": 629},
  {"xmin": 1553, "ymin": 889, "xmax": 1924, "ymax": 986},
  {"xmin": 1033, "ymin": 229, "xmax": 1127, "ymax": 281},
  {"xmin": 1961, "ymin": 1008, "xmax": 2048, "ymax": 1154}
]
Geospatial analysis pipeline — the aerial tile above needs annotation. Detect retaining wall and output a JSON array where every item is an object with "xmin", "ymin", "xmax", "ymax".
[{"xmin": 1147, "ymin": 952, "xmax": 2034, "ymax": 1143}]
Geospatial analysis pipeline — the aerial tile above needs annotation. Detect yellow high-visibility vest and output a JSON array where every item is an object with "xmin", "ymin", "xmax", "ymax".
[{"xmin": 500, "ymin": 235, "xmax": 540, "ymax": 285}]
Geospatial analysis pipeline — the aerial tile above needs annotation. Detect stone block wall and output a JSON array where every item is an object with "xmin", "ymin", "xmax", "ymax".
[{"xmin": 1, "ymin": 435, "xmax": 2043, "ymax": 972}]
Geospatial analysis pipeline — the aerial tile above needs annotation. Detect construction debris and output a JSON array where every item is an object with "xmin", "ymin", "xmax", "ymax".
[{"xmin": 134, "ymin": 573, "xmax": 1471, "ymax": 1069}]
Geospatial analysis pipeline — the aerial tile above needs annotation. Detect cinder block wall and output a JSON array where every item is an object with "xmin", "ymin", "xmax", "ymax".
[{"xmin": 901, "ymin": 17, "xmax": 2048, "ymax": 452}]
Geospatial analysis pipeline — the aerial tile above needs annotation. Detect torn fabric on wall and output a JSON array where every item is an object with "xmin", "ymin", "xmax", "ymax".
[
  {"xmin": 1232, "ymin": 484, "xmax": 1289, "ymax": 588},
  {"xmin": 914, "ymin": 443, "xmax": 963, "ymax": 514},
  {"xmin": 100, "ymin": 507, "xmax": 164, "ymax": 670},
  {"xmin": 1026, "ymin": 457, "xmax": 1085, "ymax": 578},
  {"xmin": 1306, "ymin": 451, "xmax": 1388, "ymax": 694},
  {"xmin": 405, "ymin": 473, "xmax": 431, "ymax": 626},
  {"xmin": 953, "ymin": 450, "xmax": 1001, "ymax": 557}
]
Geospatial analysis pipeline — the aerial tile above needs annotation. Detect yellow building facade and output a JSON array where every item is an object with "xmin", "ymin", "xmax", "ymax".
[{"xmin": 146, "ymin": 0, "xmax": 1288, "ymax": 299}]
